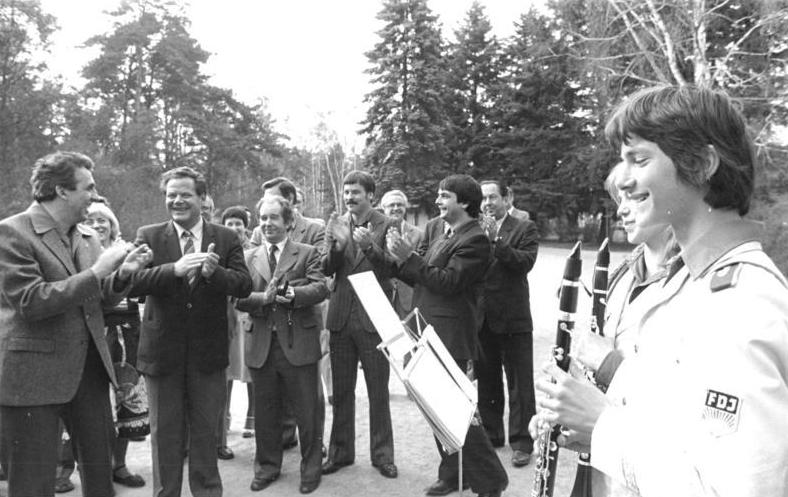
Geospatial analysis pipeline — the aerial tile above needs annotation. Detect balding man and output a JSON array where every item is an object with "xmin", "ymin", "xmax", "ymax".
[{"xmin": 380, "ymin": 189, "xmax": 423, "ymax": 319}]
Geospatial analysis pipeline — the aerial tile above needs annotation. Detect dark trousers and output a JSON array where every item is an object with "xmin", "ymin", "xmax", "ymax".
[
  {"xmin": 250, "ymin": 337, "xmax": 322, "ymax": 484},
  {"xmin": 436, "ymin": 359, "xmax": 508, "ymax": 494},
  {"xmin": 327, "ymin": 316, "xmax": 394, "ymax": 465},
  {"xmin": 146, "ymin": 359, "xmax": 225, "ymax": 497},
  {"xmin": 280, "ymin": 377, "xmax": 325, "ymax": 449},
  {"xmin": 476, "ymin": 325, "xmax": 536, "ymax": 452},
  {"xmin": 1, "ymin": 341, "xmax": 114, "ymax": 497}
]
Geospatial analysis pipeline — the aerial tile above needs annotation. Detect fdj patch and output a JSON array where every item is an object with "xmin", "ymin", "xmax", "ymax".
[{"xmin": 701, "ymin": 389, "xmax": 741, "ymax": 437}]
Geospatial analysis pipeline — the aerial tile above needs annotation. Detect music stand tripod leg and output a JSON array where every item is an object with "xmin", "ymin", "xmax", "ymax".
[{"xmin": 458, "ymin": 449, "xmax": 463, "ymax": 497}]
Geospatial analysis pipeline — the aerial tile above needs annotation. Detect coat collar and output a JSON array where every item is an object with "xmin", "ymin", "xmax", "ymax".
[
  {"xmin": 28, "ymin": 202, "xmax": 97, "ymax": 275},
  {"xmin": 251, "ymin": 239, "xmax": 297, "ymax": 284}
]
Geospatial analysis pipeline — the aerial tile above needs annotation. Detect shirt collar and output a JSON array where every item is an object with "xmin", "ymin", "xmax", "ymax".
[
  {"xmin": 174, "ymin": 218, "xmax": 204, "ymax": 241},
  {"xmin": 264, "ymin": 238, "xmax": 288, "ymax": 254},
  {"xmin": 680, "ymin": 218, "xmax": 763, "ymax": 279}
]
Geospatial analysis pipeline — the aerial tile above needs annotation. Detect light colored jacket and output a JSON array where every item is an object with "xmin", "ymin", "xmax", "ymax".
[{"xmin": 593, "ymin": 237, "xmax": 788, "ymax": 497}]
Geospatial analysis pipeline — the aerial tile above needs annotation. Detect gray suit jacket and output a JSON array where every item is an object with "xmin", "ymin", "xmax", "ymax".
[
  {"xmin": 237, "ymin": 240, "xmax": 327, "ymax": 367},
  {"xmin": 0, "ymin": 202, "xmax": 123, "ymax": 405}
]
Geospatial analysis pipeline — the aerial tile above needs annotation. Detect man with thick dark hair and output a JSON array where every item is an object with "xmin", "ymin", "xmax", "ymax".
[
  {"xmin": 477, "ymin": 179, "xmax": 539, "ymax": 468},
  {"xmin": 320, "ymin": 170, "xmax": 398, "ymax": 479},
  {"xmin": 0, "ymin": 151, "xmax": 151, "ymax": 496},
  {"xmin": 129, "ymin": 166, "xmax": 252, "ymax": 497},
  {"xmin": 388, "ymin": 174, "xmax": 508, "ymax": 497}
]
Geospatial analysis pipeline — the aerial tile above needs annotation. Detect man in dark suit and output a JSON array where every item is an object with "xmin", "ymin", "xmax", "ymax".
[
  {"xmin": 236, "ymin": 196, "xmax": 328, "ymax": 494},
  {"xmin": 0, "ymin": 152, "xmax": 151, "ymax": 497},
  {"xmin": 129, "ymin": 166, "xmax": 252, "ymax": 497},
  {"xmin": 250, "ymin": 177, "xmax": 327, "ymax": 451},
  {"xmin": 478, "ymin": 180, "xmax": 539, "ymax": 467},
  {"xmin": 380, "ymin": 189, "xmax": 423, "ymax": 319},
  {"xmin": 388, "ymin": 174, "xmax": 508, "ymax": 497},
  {"xmin": 321, "ymin": 171, "xmax": 398, "ymax": 479}
]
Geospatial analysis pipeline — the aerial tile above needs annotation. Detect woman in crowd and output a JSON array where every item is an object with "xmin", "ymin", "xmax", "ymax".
[
  {"xmin": 56, "ymin": 199, "xmax": 146, "ymax": 491},
  {"xmin": 217, "ymin": 205, "xmax": 256, "ymax": 457}
]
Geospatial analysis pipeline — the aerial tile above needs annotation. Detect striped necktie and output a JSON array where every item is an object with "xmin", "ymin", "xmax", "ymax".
[{"xmin": 182, "ymin": 230, "xmax": 198, "ymax": 287}]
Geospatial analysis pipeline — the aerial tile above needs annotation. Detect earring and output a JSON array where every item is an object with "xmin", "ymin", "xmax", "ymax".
[
  {"xmin": 708, "ymin": 206, "xmax": 713, "ymax": 213},
  {"xmin": 667, "ymin": 209, "xmax": 672, "ymax": 216}
]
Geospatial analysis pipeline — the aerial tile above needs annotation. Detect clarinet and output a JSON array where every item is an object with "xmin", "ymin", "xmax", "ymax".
[
  {"xmin": 532, "ymin": 241, "xmax": 582, "ymax": 497},
  {"xmin": 569, "ymin": 238, "xmax": 609, "ymax": 497}
]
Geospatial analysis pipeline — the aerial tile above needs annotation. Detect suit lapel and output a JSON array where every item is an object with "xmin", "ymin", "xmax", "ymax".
[
  {"xmin": 72, "ymin": 225, "xmax": 96, "ymax": 272},
  {"xmin": 164, "ymin": 222, "xmax": 182, "ymax": 262},
  {"xmin": 252, "ymin": 245, "xmax": 273, "ymax": 283},
  {"xmin": 497, "ymin": 215, "xmax": 515, "ymax": 242},
  {"xmin": 28, "ymin": 204, "xmax": 77, "ymax": 275},
  {"xmin": 202, "ymin": 222, "xmax": 217, "ymax": 252},
  {"xmin": 42, "ymin": 230, "xmax": 77, "ymax": 275},
  {"xmin": 273, "ymin": 240, "xmax": 297, "ymax": 281},
  {"xmin": 289, "ymin": 215, "xmax": 306, "ymax": 244}
]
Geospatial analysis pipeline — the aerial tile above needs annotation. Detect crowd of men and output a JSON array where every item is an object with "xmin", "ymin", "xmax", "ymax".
[
  {"xmin": 1, "ymin": 83, "xmax": 788, "ymax": 497},
  {"xmin": 0, "ymin": 152, "xmax": 538, "ymax": 497}
]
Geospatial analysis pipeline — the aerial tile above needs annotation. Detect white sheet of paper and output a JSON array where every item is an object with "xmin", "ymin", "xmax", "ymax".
[{"xmin": 348, "ymin": 271, "xmax": 413, "ymax": 357}]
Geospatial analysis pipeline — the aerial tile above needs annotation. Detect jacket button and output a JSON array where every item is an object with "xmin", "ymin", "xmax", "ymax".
[{"xmin": 186, "ymin": 303, "xmax": 192, "ymax": 309}]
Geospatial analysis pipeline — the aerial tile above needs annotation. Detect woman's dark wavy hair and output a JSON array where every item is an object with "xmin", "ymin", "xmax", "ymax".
[{"xmin": 604, "ymin": 85, "xmax": 755, "ymax": 215}]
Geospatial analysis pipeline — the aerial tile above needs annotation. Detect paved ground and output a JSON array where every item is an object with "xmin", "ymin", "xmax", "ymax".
[{"xmin": 0, "ymin": 244, "xmax": 625, "ymax": 497}]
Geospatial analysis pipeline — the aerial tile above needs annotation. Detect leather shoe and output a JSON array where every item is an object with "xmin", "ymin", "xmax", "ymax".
[
  {"xmin": 373, "ymin": 461, "xmax": 398, "ymax": 478},
  {"xmin": 217, "ymin": 446, "xmax": 234, "ymax": 460},
  {"xmin": 476, "ymin": 490, "xmax": 502, "ymax": 497},
  {"xmin": 424, "ymin": 479, "xmax": 468, "ymax": 496},
  {"xmin": 321, "ymin": 459, "xmax": 353, "ymax": 475},
  {"xmin": 512, "ymin": 449, "xmax": 531, "ymax": 467},
  {"xmin": 299, "ymin": 479, "xmax": 320, "ymax": 494},
  {"xmin": 282, "ymin": 438, "xmax": 298, "ymax": 450},
  {"xmin": 489, "ymin": 437, "xmax": 504, "ymax": 448},
  {"xmin": 250, "ymin": 474, "xmax": 279, "ymax": 491}
]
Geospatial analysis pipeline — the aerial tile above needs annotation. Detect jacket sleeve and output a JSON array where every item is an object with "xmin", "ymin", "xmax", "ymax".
[
  {"xmin": 591, "ymin": 270, "xmax": 788, "ymax": 497},
  {"xmin": 127, "ymin": 228, "xmax": 179, "ymax": 298},
  {"xmin": 204, "ymin": 234, "xmax": 252, "ymax": 298},
  {"xmin": 493, "ymin": 220, "xmax": 538, "ymax": 273},
  {"xmin": 399, "ymin": 232, "xmax": 490, "ymax": 295},
  {"xmin": 292, "ymin": 247, "xmax": 328, "ymax": 308}
]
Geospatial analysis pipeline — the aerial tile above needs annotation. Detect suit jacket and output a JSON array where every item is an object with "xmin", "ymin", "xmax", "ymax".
[
  {"xmin": 0, "ymin": 202, "xmax": 124, "ymax": 405},
  {"xmin": 322, "ymin": 209, "xmax": 393, "ymax": 331},
  {"xmin": 398, "ymin": 217, "xmax": 491, "ymax": 360},
  {"xmin": 236, "ymin": 240, "xmax": 327, "ymax": 368},
  {"xmin": 130, "ymin": 221, "xmax": 252, "ymax": 376},
  {"xmin": 509, "ymin": 207, "xmax": 530, "ymax": 222},
  {"xmin": 251, "ymin": 213, "xmax": 325, "ymax": 253},
  {"xmin": 482, "ymin": 215, "xmax": 539, "ymax": 334},
  {"xmin": 390, "ymin": 220, "xmax": 424, "ymax": 317}
]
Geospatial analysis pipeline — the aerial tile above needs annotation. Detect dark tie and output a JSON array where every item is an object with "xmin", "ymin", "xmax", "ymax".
[
  {"xmin": 182, "ymin": 230, "xmax": 198, "ymax": 287},
  {"xmin": 268, "ymin": 244, "xmax": 278, "ymax": 276}
]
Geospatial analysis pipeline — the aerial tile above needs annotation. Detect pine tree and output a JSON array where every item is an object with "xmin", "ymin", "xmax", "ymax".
[
  {"xmin": 445, "ymin": 1, "xmax": 501, "ymax": 176},
  {"xmin": 361, "ymin": 0, "xmax": 451, "ymax": 209}
]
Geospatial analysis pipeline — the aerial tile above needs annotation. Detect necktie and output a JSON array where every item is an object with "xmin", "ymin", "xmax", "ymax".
[
  {"xmin": 182, "ymin": 230, "xmax": 198, "ymax": 287},
  {"xmin": 268, "ymin": 244, "xmax": 278, "ymax": 276}
]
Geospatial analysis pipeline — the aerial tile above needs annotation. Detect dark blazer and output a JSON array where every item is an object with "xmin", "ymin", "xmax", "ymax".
[
  {"xmin": 322, "ymin": 209, "xmax": 393, "ymax": 331},
  {"xmin": 237, "ymin": 240, "xmax": 327, "ymax": 368},
  {"xmin": 482, "ymin": 216, "xmax": 539, "ymax": 333},
  {"xmin": 130, "ymin": 221, "xmax": 252, "ymax": 375},
  {"xmin": 398, "ymin": 218, "xmax": 491, "ymax": 360},
  {"xmin": 0, "ymin": 203, "xmax": 123, "ymax": 405}
]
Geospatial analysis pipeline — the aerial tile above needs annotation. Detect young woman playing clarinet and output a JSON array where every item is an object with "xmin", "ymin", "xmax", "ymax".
[{"xmin": 533, "ymin": 85, "xmax": 788, "ymax": 497}]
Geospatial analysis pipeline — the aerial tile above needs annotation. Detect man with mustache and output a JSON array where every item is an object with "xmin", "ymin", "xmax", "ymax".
[{"xmin": 320, "ymin": 171, "xmax": 398, "ymax": 480}]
